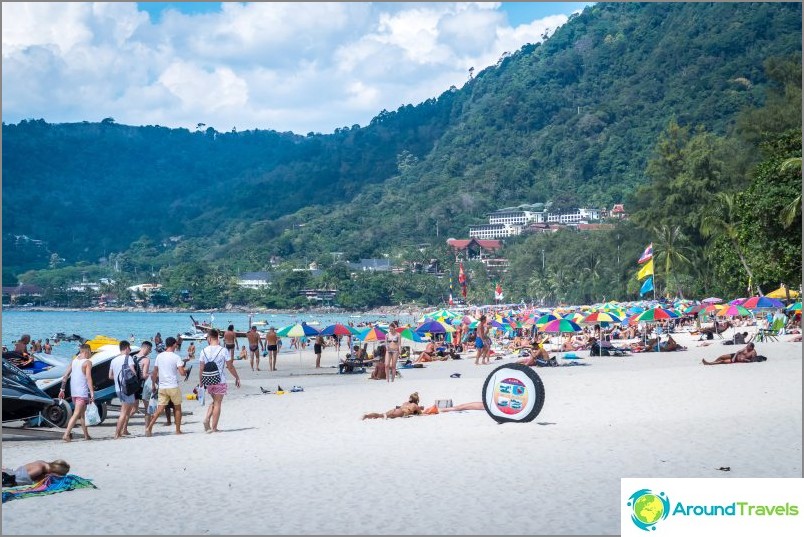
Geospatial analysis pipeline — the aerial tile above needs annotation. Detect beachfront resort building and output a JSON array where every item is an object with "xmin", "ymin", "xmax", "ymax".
[
  {"xmin": 237, "ymin": 272, "xmax": 274, "ymax": 289},
  {"xmin": 467, "ymin": 203, "xmax": 621, "ymax": 239}
]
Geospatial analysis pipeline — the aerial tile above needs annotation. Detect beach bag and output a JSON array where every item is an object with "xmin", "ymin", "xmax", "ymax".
[
  {"xmin": 85, "ymin": 403, "xmax": 101, "ymax": 426},
  {"xmin": 201, "ymin": 348, "xmax": 224, "ymax": 386},
  {"xmin": 119, "ymin": 355, "xmax": 140, "ymax": 396}
]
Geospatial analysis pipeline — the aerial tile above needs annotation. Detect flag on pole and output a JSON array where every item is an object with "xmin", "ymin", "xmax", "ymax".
[
  {"xmin": 640, "ymin": 276, "xmax": 654, "ymax": 296},
  {"xmin": 636, "ymin": 259, "xmax": 654, "ymax": 280},
  {"xmin": 637, "ymin": 243, "xmax": 653, "ymax": 264},
  {"xmin": 494, "ymin": 282, "xmax": 503, "ymax": 301},
  {"xmin": 458, "ymin": 262, "xmax": 467, "ymax": 298}
]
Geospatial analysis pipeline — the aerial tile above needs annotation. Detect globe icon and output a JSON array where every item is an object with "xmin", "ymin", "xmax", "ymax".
[{"xmin": 633, "ymin": 494, "xmax": 664, "ymax": 525}]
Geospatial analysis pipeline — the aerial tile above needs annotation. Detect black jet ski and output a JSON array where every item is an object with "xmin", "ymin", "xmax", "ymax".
[{"xmin": 2, "ymin": 358, "xmax": 55, "ymax": 422}]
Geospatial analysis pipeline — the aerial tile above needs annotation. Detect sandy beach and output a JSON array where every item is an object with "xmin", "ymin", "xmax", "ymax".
[{"xmin": 2, "ymin": 331, "xmax": 801, "ymax": 535}]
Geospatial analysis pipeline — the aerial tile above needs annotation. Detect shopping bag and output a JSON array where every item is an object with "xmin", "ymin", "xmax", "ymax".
[{"xmin": 85, "ymin": 403, "xmax": 101, "ymax": 426}]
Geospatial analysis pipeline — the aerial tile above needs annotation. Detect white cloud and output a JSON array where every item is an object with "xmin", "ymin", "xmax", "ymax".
[{"xmin": 2, "ymin": 2, "xmax": 571, "ymax": 134}]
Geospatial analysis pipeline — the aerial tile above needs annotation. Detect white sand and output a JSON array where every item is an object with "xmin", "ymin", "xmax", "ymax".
[{"xmin": 2, "ymin": 333, "xmax": 801, "ymax": 535}]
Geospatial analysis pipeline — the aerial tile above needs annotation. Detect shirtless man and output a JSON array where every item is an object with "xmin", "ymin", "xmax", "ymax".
[
  {"xmin": 474, "ymin": 316, "xmax": 488, "ymax": 365},
  {"xmin": 362, "ymin": 393, "xmax": 424, "ymax": 420},
  {"xmin": 223, "ymin": 324, "xmax": 238, "ymax": 361},
  {"xmin": 516, "ymin": 346, "xmax": 552, "ymax": 366},
  {"xmin": 265, "ymin": 327, "xmax": 279, "ymax": 371},
  {"xmin": 246, "ymin": 326, "xmax": 264, "ymax": 371},
  {"xmin": 702, "ymin": 342, "xmax": 758, "ymax": 365}
]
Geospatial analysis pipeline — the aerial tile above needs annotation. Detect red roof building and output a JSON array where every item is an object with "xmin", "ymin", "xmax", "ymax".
[{"xmin": 447, "ymin": 238, "xmax": 503, "ymax": 262}]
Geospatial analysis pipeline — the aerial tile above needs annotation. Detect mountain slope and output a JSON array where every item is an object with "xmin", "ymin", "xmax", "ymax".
[{"xmin": 3, "ymin": 1, "xmax": 800, "ymax": 275}]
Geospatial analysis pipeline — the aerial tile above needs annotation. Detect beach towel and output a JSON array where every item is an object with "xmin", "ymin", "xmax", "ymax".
[{"xmin": 2, "ymin": 474, "xmax": 97, "ymax": 503}]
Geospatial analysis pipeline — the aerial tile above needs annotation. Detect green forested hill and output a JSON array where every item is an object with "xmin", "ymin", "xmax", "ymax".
[{"xmin": 3, "ymin": 2, "xmax": 801, "ymax": 303}]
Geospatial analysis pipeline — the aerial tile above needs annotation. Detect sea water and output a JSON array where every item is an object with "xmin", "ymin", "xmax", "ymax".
[{"xmin": 1, "ymin": 310, "xmax": 418, "ymax": 347}]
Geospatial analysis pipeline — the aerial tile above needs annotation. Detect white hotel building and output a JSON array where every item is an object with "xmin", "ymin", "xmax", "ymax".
[{"xmin": 468, "ymin": 204, "xmax": 603, "ymax": 240}]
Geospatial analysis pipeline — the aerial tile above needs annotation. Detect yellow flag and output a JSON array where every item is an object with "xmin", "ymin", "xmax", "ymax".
[{"xmin": 636, "ymin": 259, "xmax": 654, "ymax": 280}]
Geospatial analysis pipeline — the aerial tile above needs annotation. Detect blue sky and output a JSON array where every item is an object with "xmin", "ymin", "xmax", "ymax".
[{"xmin": 5, "ymin": 2, "xmax": 594, "ymax": 134}]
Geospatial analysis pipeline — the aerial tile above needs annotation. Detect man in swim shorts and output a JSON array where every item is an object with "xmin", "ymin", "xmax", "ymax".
[
  {"xmin": 246, "ymin": 326, "xmax": 264, "ymax": 371},
  {"xmin": 223, "ymin": 325, "xmax": 238, "ymax": 361},
  {"xmin": 475, "ymin": 315, "xmax": 487, "ymax": 365},
  {"xmin": 265, "ymin": 327, "xmax": 279, "ymax": 371}
]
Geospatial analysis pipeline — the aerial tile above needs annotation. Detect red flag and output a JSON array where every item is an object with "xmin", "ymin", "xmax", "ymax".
[{"xmin": 458, "ymin": 263, "xmax": 467, "ymax": 298}]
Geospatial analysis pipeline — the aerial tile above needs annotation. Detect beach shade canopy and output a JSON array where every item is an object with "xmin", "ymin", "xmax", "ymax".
[
  {"xmin": 540, "ymin": 319, "xmax": 583, "ymax": 334},
  {"xmin": 634, "ymin": 307, "xmax": 678, "ymax": 323},
  {"xmin": 358, "ymin": 326, "xmax": 387, "ymax": 342},
  {"xmin": 415, "ymin": 320, "xmax": 449, "ymax": 334},
  {"xmin": 702, "ymin": 297, "xmax": 723, "ymax": 304},
  {"xmin": 277, "ymin": 322, "xmax": 319, "ymax": 338},
  {"xmin": 318, "ymin": 323, "xmax": 359, "ymax": 337},
  {"xmin": 729, "ymin": 298, "xmax": 747, "ymax": 305},
  {"xmin": 716, "ymin": 304, "xmax": 752, "ymax": 317},
  {"xmin": 685, "ymin": 304, "xmax": 706, "ymax": 315},
  {"xmin": 786, "ymin": 302, "xmax": 802, "ymax": 312},
  {"xmin": 534, "ymin": 314, "xmax": 559, "ymax": 327},
  {"xmin": 399, "ymin": 327, "xmax": 428, "ymax": 343},
  {"xmin": 766, "ymin": 287, "xmax": 800, "ymax": 299},
  {"xmin": 741, "ymin": 296, "xmax": 784, "ymax": 310},
  {"xmin": 582, "ymin": 312, "xmax": 622, "ymax": 325}
]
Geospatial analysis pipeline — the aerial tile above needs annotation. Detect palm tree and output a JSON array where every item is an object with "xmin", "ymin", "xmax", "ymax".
[
  {"xmin": 700, "ymin": 192, "xmax": 755, "ymax": 287},
  {"xmin": 653, "ymin": 225, "xmax": 693, "ymax": 297},
  {"xmin": 779, "ymin": 157, "xmax": 801, "ymax": 228}
]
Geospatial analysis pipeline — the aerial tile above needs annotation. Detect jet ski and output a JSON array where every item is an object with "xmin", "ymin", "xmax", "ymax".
[
  {"xmin": 32, "ymin": 336, "xmax": 139, "ymax": 427},
  {"xmin": 2, "ymin": 358, "xmax": 55, "ymax": 423}
]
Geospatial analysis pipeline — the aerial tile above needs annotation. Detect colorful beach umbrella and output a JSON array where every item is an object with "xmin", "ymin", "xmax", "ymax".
[
  {"xmin": 582, "ymin": 312, "xmax": 622, "ymax": 324},
  {"xmin": 534, "ymin": 314, "xmax": 559, "ymax": 327},
  {"xmin": 540, "ymin": 319, "xmax": 583, "ymax": 334},
  {"xmin": 702, "ymin": 297, "xmax": 723, "ymax": 304},
  {"xmin": 741, "ymin": 296, "xmax": 784, "ymax": 310},
  {"xmin": 415, "ymin": 320, "xmax": 449, "ymax": 334},
  {"xmin": 715, "ymin": 304, "xmax": 751, "ymax": 317},
  {"xmin": 635, "ymin": 308, "xmax": 678, "ymax": 323},
  {"xmin": 359, "ymin": 326, "xmax": 388, "ymax": 342},
  {"xmin": 786, "ymin": 302, "xmax": 801, "ymax": 312},
  {"xmin": 318, "ymin": 323, "xmax": 359, "ymax": 337},
  {"xmin": 277, "ymin": 322, "xmax": 319, "ymax": 338}
]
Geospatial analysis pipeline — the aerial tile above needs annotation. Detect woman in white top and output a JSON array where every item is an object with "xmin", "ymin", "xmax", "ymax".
[
  {"xmin": 57, "ymin": 343, "xmax": 95, "ymax": 442},
  {"xmin": 385, "ymin": 322, "xmax": 400, "ymax": 383}
]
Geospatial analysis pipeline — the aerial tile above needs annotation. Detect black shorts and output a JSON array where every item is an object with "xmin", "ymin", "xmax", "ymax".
[
  {"xmin": 314, "ymin": 344, "xmax": 322, "ymax": 354},
  {"xmin": 226, "ymin": 343, "xmax": 235, "ymax": 350},
  {"xmin": 267, "ymin": 345, "xmax": 277, "ymax": 352}
]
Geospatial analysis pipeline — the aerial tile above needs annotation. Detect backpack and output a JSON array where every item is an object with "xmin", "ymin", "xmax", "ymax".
[
  {"xmin": 201, "ymin": 348, "xmax": 224, "ymax": 386},
  {"xmin": 119, "ymin": 355, "xmax": 140, "ymax": 396},
  {"xmin": 132, "ymin": 355, "xmax": 143, "ymax": 380}
]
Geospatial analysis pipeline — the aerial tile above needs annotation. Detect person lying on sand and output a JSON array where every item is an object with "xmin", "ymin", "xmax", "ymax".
[
  {"xmin": 362, "ymin": 392, "xmax": 424, "ymax": 420},
  {"xmin": 431, "ymin": 402, "xmax": 484, "ymax": 413},
  {"xmin": 2, "ymin": 460, "xmax": 69, "ymax": 487},
  {"xmin": 414, "ymin": 342, "xmax": 436, "ymax": 364},
  {"xmin": 702, "ymin": 342, "xmax": 758, "ymax": 365}
]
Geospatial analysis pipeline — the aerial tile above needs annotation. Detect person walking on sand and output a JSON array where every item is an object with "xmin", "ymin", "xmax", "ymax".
[
  {"xmin": 224, "ymin": 324, "xmax": 238, "ymax": 361},
  {"xmin": 385, "ymin": 321, "xmax": 401, "ymax": 382},
  {"xmin": 199, "ymin": 330, "xmax": 241, "ymax": 433},
  {"xmin": 186, "ymin": 341, "xmax": 196, "ymax": 362},
  {"xmin": 474, "ymin": 315, "xmax": 488, "ymax": 365},
  {"xmin": 109, "ymin": 341, "xmax": 138, "ymax": 439},
  {"xmin": 246, "ymin": 326, "xmax": 264, "ymax": 371},
  {"xmin": 145, "ymin": 337, "xmax": 187, "ymax": 437},
  {"xmin": 314, "ymin": 335, "xmax": 324, "ymax": 368},
  {"xmin": 265, "ymin": 327, "xmax": 279, "ymax": 371},
  {"xmin": 130, "ymin": 341, "xmax": 153, "ymax": 423},
  {"xmin": 58, "ymin": 343, "xmax": 94, "ymax": 442}
]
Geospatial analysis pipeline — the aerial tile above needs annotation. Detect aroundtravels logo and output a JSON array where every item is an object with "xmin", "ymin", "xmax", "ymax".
[{"xmin": 627, "ymin": 489, "xmax": 671, "ymax": 531}]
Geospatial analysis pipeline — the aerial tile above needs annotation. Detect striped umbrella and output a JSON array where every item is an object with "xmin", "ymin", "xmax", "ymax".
[
  {"xmin": 716, "ymin": 304, "xmax": 751, "ymax": 317},
  {"xmin": 540, "ymin": 319, "xmax": 583, "ymax": 334},
  {"xmin": 582, "ymin": 312, "xmax": 622, "ymax": 325},
  {"xmin": 786, "ymin": 302, "xmax": 801, "ymax": 312},
  {"xmin": 358, "ymin": 326, "xmax": 388, "ymax": 342},
  {"xmin": 318, "ymin": 323, "xmax": 359, "ymax": 336},
  {"xmin": 276, "ymin": 322, "xmax": 319, "ymax": 365},
  {"xmin": 635, "ymin": 308, "xmax": 678, "ymax": 323},
  {"xmin": 415, "ymin": 320, "xmax": 449, "ymax": 334},
  {"xmin": 741, "ymin": 296, "xmax": 784, "ymax": 310},
  {"xmin": 534, "ymin": 314, "xmax": 559, "ymax": 327}
]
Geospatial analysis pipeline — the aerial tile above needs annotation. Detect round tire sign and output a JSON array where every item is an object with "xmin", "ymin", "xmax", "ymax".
[{"xmin": 482, "ymin": 364, "xmax": 545, "ymax": 423}]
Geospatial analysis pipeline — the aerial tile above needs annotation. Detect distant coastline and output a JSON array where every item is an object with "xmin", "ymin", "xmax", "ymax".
[{"xmin": 1, "ymin": 304, "xmax": 426, "ymax": 317}]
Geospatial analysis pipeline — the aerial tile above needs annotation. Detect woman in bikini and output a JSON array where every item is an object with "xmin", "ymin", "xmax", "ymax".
[
  {"xmin": 362, "ymin": 392, "xmax": 423, "ymax": 420},
  {"xmin": 385, "ymin": 322, "xmax": 400, "ymax": 382}
]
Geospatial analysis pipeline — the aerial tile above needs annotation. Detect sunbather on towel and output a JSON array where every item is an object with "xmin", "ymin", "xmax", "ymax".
[
  {"xmin": 2, "ymin": 460, "xmax": 70, "ymax": 487},
  {"xmin": 362, "ymin": 392, "xmax": 423, "ymax": 420},
  {"xmin": 702, "ymin": 343, "xmax": 758, "ymax": 365}
]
